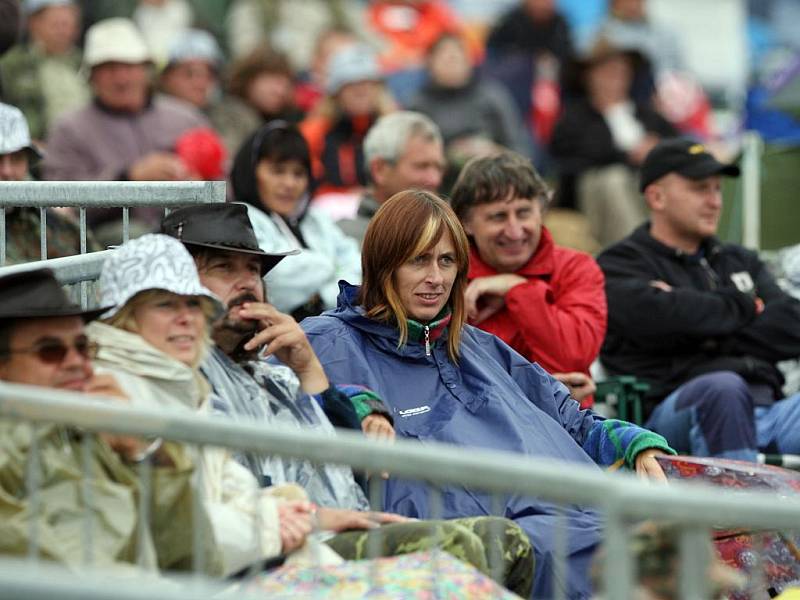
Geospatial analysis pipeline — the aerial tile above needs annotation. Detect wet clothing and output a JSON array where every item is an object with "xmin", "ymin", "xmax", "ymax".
[
  {"xmin": 301, "ymin": 283, "xmax": 673, "ymax": 599},
  {"xmin": 202, "ymin": 347, "xmax": 534, "ymax": 597},
  {"xmin": 2, "ymin": 207, "xmax": 100, "ymax": 265},
  {"xmin": 468, "ymin": 227, "xmax": 606, "ymax": 395},
  {"xmin": 202, "ymin": 347, "xmax": 369, "ymax": 510}
]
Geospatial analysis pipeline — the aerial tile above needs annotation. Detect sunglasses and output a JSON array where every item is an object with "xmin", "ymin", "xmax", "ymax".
[{"xmin": 6, "ymin": 336, "xmax": 99, "ymax": 364}]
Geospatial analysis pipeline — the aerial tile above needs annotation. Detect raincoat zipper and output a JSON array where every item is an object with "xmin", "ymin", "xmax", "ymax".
[{"xmin": 424, "ymin": 325, "xmax": 431, "ymax": 356}]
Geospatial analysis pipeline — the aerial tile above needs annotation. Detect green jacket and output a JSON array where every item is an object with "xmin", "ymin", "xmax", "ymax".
[{"xmin": 0, "ymin": 420, "xmax": 200, "ymax": 572}]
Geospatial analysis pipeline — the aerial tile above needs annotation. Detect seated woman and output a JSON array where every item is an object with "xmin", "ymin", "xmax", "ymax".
[
  {"xmin": 300, "ymin": 190, "xmax": 675, "ymax": 599},
  {"xmin": 230, "ymin": 121, "xmax": 361, "ymax": 321},
  {"xmin": 88, "ymin": 233, "xmax": 328, "ymax": 576},
  {"xmin": 88, "ymin": 233, "xmax": 534, "ymax": 596}
]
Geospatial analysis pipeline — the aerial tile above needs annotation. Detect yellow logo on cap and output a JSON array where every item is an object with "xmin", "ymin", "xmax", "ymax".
[{"xmin": 688, "ymin": 144, "xmax": 706, "ymax": 154}]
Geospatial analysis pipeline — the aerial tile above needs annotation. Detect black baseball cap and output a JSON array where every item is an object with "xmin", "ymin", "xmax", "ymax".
[{"xmin": 639, "ymin": 137, "xmax": 740, "ymax": 192}]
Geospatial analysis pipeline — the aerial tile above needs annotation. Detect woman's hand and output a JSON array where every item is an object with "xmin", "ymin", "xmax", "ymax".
[
  {"xmin": 634, "ymin": 448, "xmax": 668, "ymax": 482},
  {"xmin": 277, "ymin": 500, "xmax": 314, "ymax": 553},
  {"xmin": 316, "ymin": 507, "xmax": 410, "ymax": 532}
]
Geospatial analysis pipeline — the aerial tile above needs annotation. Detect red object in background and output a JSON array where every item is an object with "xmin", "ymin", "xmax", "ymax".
[
  {"xmin": 175, "ymin": 127, "xmax": 227, "ymax": 180},
  {"xmin": 530, "ymin": 55, "xmax": 561, "ymax": 146},
  {"xmin": 367, "ymin": 0, "xmax": 480, "ymax": 72},
  {"xmin": 656, "ymin": 71, "xmax": 714, "ymax": 140},
  {"xmin": 657, "ymin": 455, "xmax": 800, "ymax": 598}
]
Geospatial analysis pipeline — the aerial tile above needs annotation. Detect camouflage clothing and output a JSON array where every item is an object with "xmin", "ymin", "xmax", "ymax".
[
  {"xmin": 326, "ymin": 516, "xmax": 534, "ymax": 599},
  {"xmin": 2, "ymin": 207, "xmax": 100, "ymax": 265}
]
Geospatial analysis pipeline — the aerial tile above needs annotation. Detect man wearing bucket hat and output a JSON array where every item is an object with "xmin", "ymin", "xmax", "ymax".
[
  {"xmin": 42, "ymin": 17, "xmax": 208, "ymax": 243},
  {"xmin": 0, "ymin": 102, "xmax": 99, "ymax": 263},
  {"xmin": 598, "ymin": 137, "xmax": 800, "ymax": 461},
  {"xmin": 0, "ymin": 268, "xmax": 199, "ymax": 570},
  {"xmin": 161, "ymin": 203, "xmax": 536, "ymax": 597}
]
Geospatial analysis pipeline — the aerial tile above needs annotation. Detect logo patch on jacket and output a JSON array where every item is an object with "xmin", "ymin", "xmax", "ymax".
[
  {"xmin": 730, "ymin": 271, "xmax": 755, "ymax": 293},
  {"xmin": 398, "ymin": 405, "xmax": 431, "ymax": 418}
]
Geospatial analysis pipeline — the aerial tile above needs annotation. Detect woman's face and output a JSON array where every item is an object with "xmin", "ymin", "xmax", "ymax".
[
  {"xmin": 255, "ymin": 158, "xmax": 309, "ymax": 217},
  {"xmin": 132, "ymin": 292, "xmax": 206, "ymax": 366},
  {"xmin": 394, "ymin": 229, "xmax": 458, "ymax": 323}
]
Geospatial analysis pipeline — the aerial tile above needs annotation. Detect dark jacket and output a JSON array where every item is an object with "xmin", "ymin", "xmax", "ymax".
[
  {"xmin": 485, "ymin": 6, "xmax": 573, "ymax": 118},
  {"xmin": 550, "ymin": 98, "xmax": 675, "ymax": 207},
  {"xmin": 598, "ymin": 224, "xmax": 800, "ymax": 415}
]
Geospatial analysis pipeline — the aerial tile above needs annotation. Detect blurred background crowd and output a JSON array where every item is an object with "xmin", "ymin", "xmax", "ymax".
[{"xmin": 1, "ymin": 0, "xmax": 799, "ymax": 255}]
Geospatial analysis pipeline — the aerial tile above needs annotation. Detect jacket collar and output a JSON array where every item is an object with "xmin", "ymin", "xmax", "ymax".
[
  {"xmin": 331, "ymin": 282, "xmax": 445, "ymax": 358},
  {"xmin": 468, "ymin": 225, "xmax": 555, "ymax": 279},
  {"xmin": 630, "ymin": 223, "xmax": 722, "ymax": 262}
]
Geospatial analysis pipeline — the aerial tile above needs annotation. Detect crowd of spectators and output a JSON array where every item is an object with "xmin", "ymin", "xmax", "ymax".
[{"xmin": 1, "ymin": 0, "xmax": 800, "ymax": 598}]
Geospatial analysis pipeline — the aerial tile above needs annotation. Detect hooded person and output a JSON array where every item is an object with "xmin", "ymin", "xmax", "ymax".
[{"xmin": 87, "ymin": 233, "xmax": 341, "ymax": 576}]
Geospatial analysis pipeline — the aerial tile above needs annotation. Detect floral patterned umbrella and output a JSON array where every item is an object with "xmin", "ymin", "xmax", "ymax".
[
  {"xmin": 243, "ymin": 549, "xmax": 522, "ymax": 599},
  {"xmin": 657, "ymin": 455, "xmax": 800, "ymax": 599}
]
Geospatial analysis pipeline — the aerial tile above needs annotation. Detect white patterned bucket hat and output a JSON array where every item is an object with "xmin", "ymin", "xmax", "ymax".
[{"xmin": 99, "ymin": 233, "xmax": 222, "ymax": 319}]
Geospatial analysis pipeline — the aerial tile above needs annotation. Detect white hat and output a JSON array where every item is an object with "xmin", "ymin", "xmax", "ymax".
[
  {"xmin": 83, "ymin": 18, "xmax": 152, "ymax": 70},
  {"xmin": 166, "ymin": 28, "xmax": 222, "ymax": 69},
  {"xmin": 99, "ymin": 234, "xmax": 222, "ymax": 319},
  {"xmin": 0, "ymin": 103, "xmax": 42, "ymax": 159},
  {"xmin": 325, "ymin": 44, "xmax": 382, "ymax": 96},
  {"xmin": 23, "ymin": 0, "xmax": 74, "ymax": 17}
]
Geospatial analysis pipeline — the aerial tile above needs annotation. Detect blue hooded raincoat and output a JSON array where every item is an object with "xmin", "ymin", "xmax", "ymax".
[{"xmin": 302, "ymin": 284, "xmax": 672, "ymax": 599}]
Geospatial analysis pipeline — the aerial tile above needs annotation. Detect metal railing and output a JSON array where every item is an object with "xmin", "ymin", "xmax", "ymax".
[
  {"xmin": 1, "ymin": 382, "xmax": 798, "ymax": 599},
  {"xmin": 0, "ymin": 180, "xmax": 225, "ymax": 266}
]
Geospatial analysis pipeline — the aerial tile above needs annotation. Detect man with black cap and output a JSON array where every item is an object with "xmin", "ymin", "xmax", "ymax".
[
  {"xmin": 0, "ymin": 268, "xmax": 198, "ymax": 569},
  {"xmin": 161, "ymin": 204, "xmax": 536, "ymax": 595},
  {"xmin": 598, "ymin": 137, "xmax": 800, "ymax": 461}
]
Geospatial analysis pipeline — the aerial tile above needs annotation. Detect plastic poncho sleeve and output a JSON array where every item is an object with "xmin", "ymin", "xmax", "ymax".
[{"xmin": 487, "ymin": 331, "xmax": 675, "ymax": 469}]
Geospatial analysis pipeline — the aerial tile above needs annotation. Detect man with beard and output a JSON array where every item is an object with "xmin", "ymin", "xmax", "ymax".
[{"xmin": 161, "ymin": 203, "xmax": 535, "ymax": 598}]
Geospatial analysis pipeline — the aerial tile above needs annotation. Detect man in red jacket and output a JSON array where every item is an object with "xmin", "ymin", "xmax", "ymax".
[{"xmin": 450, "ymin": 151, "xmax": 607, "ymax": 406}]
